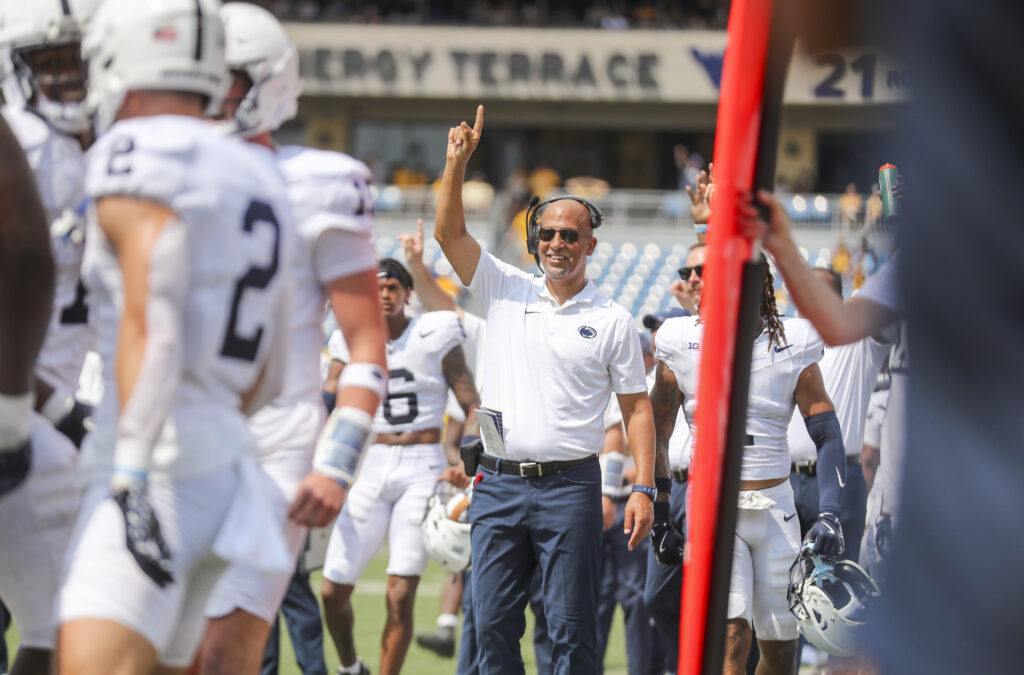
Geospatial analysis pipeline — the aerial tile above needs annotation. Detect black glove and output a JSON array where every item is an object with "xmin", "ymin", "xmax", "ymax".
[
  {"xmin": 56, "ymin": 399, "xmax": 93, "ymax": 449},
  {"xmin": 803, "ymin": 511, "xmax": 845, "ymax": 559},
  {"xmin": 0, "ymin": 439, "xmax": 31, "ymax": 498},
  {"xmin": 875, "ymin": 513, "xmax": 893, "ymax": 561},
  {"xmin": 650, "ymin": 520, "xmax": 685, "ymax": 567},
  {"xmin": 113, "ymin": 481, "xmax": 174, "ymax": 588}
]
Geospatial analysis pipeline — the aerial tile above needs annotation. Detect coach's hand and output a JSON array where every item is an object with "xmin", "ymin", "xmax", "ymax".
[
  {"xmin": 0, "ymin": 439, "xmax": 31, "ymax": 498},
  {"xmin": 447, "ymin": 105, "xmax": 484, "ymax": 168},
  {"xmin": 290, "ymin": 471, "xmax": 347, "ymax": 528},
  {"xmin": 111, "ymin": 473, "xmax": 173, "ymax": 588},
  {"xmin": 623, "ymin": 492, "xmax": 654, "ymax": 550}
]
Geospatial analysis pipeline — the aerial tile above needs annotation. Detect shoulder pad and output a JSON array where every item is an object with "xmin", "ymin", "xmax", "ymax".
[
  {"xmin": 782, "ymin": 317, "xmax": 825, "ymax": 364},
  {"xmin": 2, "ymin": 106, "xmax": 51, "ymax": 153},
  {"xmin": 276, "ymin": 146, "xmax": 373, "ymax": 239},
  {"xmin": 84, "ymin": 117, "xmax": 203, "ymax": 204}
]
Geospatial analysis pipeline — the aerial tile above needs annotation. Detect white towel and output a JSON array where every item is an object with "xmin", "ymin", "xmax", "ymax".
[{"xmin": 212, "ymin": 455, "xmax": 293, "ymax": 575}]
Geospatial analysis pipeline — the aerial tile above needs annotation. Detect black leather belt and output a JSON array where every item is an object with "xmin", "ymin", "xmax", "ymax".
[
  {"xmin": 671, "ymin": 467, "xmax": 689, "ymax": 483},
  {"xmin": 478, "ymin": 453, "xmax": 596, "ymax": 478},
  {"xmin": 791, "ymin": 455, "xmax": 861, "ymax": 477}
]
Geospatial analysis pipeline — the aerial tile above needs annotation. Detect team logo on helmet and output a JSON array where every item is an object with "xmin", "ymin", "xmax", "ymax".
[{"xmin": 578, "ymin": 326, "xmax": 597, "ymax": 339}]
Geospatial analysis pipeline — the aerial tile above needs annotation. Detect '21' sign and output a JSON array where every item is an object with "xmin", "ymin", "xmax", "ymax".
[{"xmin": 811, "ymin": 52, "xmax": 910, "ymax": 100}]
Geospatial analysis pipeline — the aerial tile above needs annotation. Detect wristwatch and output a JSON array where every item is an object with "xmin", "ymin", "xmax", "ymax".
[{"xmin": 631, "ymin": 484, "xmax": 657, "ymax": 501}]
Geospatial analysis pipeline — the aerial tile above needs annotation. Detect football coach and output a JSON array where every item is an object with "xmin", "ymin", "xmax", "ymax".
[{"xmin": 434, "ymin": 105, "xmax": 656, "ymax": 674}]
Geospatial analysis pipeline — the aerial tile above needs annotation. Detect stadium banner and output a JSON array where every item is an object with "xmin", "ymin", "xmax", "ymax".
[{"xmin": 285, "ymin": 24, "xmax": 906, "ymax": 105}]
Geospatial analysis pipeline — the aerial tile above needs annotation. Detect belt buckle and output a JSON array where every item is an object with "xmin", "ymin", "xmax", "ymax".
[{"xmin": 519, "ymin": 461, "xmax": 540, "ymax": 477}]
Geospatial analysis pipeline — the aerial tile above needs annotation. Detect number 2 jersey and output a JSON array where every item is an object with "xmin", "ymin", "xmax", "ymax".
[
  {"xmin": 655, "ymin": 315, "xmax": 824, "ymax": 481},
  {"xmin": 2, "ymin": 106, "xmax": 92, "ymax": 393},
  {"xmin": 248, "ymin": 145, "xmax": 377, "ymax": 455},
  {"xmin": 79, "ymin": 115, "xmax": 293, "ymax": 481},
  {"xmin": 329, "ymin": 312, "xmax": 466, "ymax": 434}
]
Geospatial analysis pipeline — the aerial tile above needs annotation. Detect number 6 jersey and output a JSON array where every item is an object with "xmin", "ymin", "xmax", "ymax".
[
  {"xmin": 79, "ymin": 115, "xmax": 293, "ymax": 482},
  {"xmin": 329, "ymin": 311, "xmax": 466, "ymax": 434}
]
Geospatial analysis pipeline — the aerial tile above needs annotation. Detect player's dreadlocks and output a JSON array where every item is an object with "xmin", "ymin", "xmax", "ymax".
[{"xmin": 760, "ymin": 253, "xmax": 787, "ymax": 350}]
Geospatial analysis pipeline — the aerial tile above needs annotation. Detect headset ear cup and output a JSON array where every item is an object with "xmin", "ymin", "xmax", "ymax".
[{"xmin": 525, "ymin": 195, "xmax": 541, "ymax": 256}]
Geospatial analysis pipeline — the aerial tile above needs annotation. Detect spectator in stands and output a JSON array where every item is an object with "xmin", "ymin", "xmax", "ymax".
[
  {"xmin": 564, "ymin": 175, "xmax": 611, "ymax": 201},
  {"xmin": 865, "ymin": 183, "xmax": 883, "ymax": 227},
  {"xmin": 851, "ymin": 236, "xmax": 878, "ymax": 289},
  {"xmin": 528, "ymin": 161, "xmax": 561, "ymax": 197},
  {"xmin": 839, "ymin": 182, "xmax": 862, "ymax": 225},
  {"xmin": 463, "ymin": 171, "xmax": 496, "ymax": 213}
]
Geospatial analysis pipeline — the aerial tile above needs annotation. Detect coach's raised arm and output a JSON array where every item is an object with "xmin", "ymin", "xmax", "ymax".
[{"xmin": 435, "ymin": 104, "xmax": 484, "ymax": 286}]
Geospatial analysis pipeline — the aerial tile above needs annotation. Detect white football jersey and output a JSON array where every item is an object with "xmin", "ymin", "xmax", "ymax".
[
  {"xmin": 265, "ymin": 145, "xmax": 374, "ymax": 406},
  {"xmin": 331, "ymin": 312, "xmax": 466, "ymax": 434},
  {"xmin": 80, "ymin": 115, "xmax": 292, "ymax": 480},
  {"xmin": 655, "ymin": 316, "xmax": 824, "ymax": 480},
  {"xmin": 3, "ymin": 106, "xmax": 93, "ymax": 392},
  {"xmin": 786, "ymin": 333, "xmax": 892, "ymax": 462}
]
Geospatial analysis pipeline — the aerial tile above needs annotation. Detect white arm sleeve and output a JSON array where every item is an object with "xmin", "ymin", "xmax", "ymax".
[{"xmin": 114, "ymin": 218, "xmax": 188, "ymax": 475}]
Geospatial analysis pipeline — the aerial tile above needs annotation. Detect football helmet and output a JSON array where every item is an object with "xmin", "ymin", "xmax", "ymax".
[
  {"xmin": 219, "ymin": 2, "xmax": 301, "ymax": 137},
  {"xmin": 82, "ymin": 0, "xmax": 228, "ymax": 133},
  {"xmin": 0, "ymin": 0, "xmax": 99, "ymax": 135},
  {"xmin": 421, "ymin": 487, "xmax": 471, "ymax": 572},
  {"xmin": 788, "ymin": 549, "xmax": 880, "ymax": 656}
]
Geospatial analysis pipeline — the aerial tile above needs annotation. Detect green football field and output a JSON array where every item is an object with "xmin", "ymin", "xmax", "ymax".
[{"xmin": 3, "ymin": 549, "xmax": 630, "ymax": 674}]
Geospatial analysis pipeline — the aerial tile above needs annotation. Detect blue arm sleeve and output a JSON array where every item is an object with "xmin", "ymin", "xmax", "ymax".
[{"xmin": 805, "ymin": 410, "xmax": 846, "ymax": 516}]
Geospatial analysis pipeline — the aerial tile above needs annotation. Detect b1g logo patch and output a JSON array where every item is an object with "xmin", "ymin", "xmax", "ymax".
[{"xmin": 578, "ymin": 325, "xmax": 597, "ymax": 339}]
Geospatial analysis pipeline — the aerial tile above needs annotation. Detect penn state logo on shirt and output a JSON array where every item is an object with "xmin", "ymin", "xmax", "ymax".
[{"xmin": 578, "ymin": 325, "xmax": 597, "ymax": 339}]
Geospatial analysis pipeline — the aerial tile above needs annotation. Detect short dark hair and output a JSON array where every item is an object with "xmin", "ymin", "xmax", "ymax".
[{"xmin": 378, "ymin": 258, "xmax": 414, "ymax": 290}]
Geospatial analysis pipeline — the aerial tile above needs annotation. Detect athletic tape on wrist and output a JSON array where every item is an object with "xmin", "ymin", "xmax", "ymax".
[
  {"xmin": 111, "ymin": 436, "xmax": 151, "ymax": 490},
  {"xmin": 313, "ymin": 406, "xmax": 375, "ymax": 487},
  {"xmin": 655, "ymin": 477, "xmax": 672, "ymax": 493},
  {"xmin": 338, "ymin": 362, "xmax": 388, "ymax": 401},
  {"xmin": 599, "ymin": 451, "xmax": 626, "ymax": 497},
  {"xmin": 0, "ymin": 391, "xmax": 33, "ymax": 450}
]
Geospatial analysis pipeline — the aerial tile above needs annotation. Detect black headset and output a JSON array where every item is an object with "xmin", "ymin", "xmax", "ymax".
[{"xmin": 524, "ymin": 194, "xmax": 604, "ymax": 260}]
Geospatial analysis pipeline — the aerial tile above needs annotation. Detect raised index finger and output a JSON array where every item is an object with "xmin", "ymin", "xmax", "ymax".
[{"xmin": 473, "ymin": 104, "xmax": 484, "ymax": 137}]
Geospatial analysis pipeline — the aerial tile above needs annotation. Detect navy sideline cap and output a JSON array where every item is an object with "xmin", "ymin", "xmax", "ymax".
[{"xmin": 642, "ymin": 307, "xmax": 689, "ymax": 331}]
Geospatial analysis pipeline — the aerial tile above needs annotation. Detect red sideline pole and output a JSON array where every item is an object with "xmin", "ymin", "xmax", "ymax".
[{"xmin": 678, "ymin": 1, "xmax": 774, "ymax": 673}]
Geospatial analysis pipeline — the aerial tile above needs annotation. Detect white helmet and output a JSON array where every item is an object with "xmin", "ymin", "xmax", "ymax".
[
  {"xmin": 788, "ymin": 551, "xmax": 880, "ymax": 656},
  {"xmin": 219, "ymin": 2, "xmax": 300, "ymax": 137},
  {"xmin": 82, "ymin": 0, "xmax": 228, "ymax": 133},
  {"xmin": 0, "ymin": 0, "xmax": 100, "ymax": 135},
  {"xmin": 421, "ymin": 488, "xmax": 471, "ymax": 573}
]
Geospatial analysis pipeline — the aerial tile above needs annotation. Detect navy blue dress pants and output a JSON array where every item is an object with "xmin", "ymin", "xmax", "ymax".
[{"xmin": 469, "ymin": 458, "xmax": 603, "ymax": 675}]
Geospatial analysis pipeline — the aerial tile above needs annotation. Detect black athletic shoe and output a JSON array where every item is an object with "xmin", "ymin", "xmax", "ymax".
[{"xmin": 415, "ymin": 625, "xmax": 455, "ymax": 658}]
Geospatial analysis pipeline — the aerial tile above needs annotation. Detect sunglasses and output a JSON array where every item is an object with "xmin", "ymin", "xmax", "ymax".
[
  {"xmin": 678, "ymin": 264, "xmax": 704, "ymax": 281},
  {"xmin": 538, "ymin": 228, "xmax": 588, "ymax": 244}
]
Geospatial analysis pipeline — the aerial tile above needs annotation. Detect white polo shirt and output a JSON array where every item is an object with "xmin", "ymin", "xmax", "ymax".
[{"xmin": 468, "ymin": 252, "xmax": 647, "ymax": 462}]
